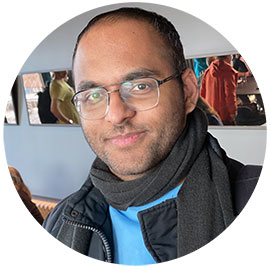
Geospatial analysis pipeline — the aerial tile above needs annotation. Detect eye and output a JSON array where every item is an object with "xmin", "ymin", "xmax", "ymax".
[
  {"xmin": 131, "ymin": 81, "xmax": 155, "ymax": 95},
  {"xmin": 82, "ymin": 88, "xmax": 106, "ymax": 104},
  {"xmin": 134, "ymin": 83, "xmax": 148, "ymax": 91},
  {"xmin": 89, "ymin": 92, "xmax": 101, "ymax": 101}
]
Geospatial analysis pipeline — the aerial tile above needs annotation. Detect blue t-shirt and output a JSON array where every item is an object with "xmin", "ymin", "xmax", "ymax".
[{"xmin": 109, "ymin": 184, "xmax": 182, "ymax": 265}]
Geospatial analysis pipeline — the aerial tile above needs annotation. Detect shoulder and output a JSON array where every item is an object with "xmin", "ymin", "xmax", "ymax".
[
  {"xmin": 43, "ymin": 178, "xmax": 108, "ymax": 234},
  {"xmin": 234, "ymin": 164, "xmax": 261, "ymax": 213},
  {"xmin": 222, "ymin": 65, "xmax": 237, "ymax": 78},
  {"xmin": 50, "ymin": 80, "xmax": 60, "ymax": 88},
  {"xmin": 228, "ymin": 65, "xmax": 238, "ymax": 78},
  {"xmin": 208, "ymin": 134, "xmax": 261, "ymax": 215},
  {"xmin": 42, "ymin": 194, "xmax": 72, "ymax": 235},
  {"xmin": 50, "ymin": 80, "xmax": 65, "ymax": 92},
  {"xmin": 227, "ymin": 158, "xmax": 262, "ymax": 215},
  {"xmin": 50, "ymin": 80, "xmax": 67, "ymax": 99},
  {"xmin": 228, "ymin": 158, "xmax": 261, "ymax": 186}
]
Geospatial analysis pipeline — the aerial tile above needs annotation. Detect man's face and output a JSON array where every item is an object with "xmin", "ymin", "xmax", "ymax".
[{"xmin": 73, "ymin": 19, "xmax": 191, "ymax": 181}]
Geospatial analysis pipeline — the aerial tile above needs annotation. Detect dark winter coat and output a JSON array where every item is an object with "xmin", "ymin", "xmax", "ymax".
[{"xmin": 43, "ymin": 157, "xmax": 261, "ymax": 263}]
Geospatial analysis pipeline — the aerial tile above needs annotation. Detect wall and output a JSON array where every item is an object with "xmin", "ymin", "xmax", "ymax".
[
  {"xmin": 20, "ymin": 2, "xmax": 236, "ymax": 74},
  {"xmin": 4, "ymin": 76, "xmax": 95, "ymax": 199}
]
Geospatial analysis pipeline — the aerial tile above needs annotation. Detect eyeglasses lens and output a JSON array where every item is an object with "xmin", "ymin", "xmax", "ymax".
[{"xmin": 74, "ymin": 78, "xmax": 159, "ymax": 120}]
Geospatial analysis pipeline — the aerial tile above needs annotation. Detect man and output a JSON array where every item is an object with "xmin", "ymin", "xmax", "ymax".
[
  {"xmin": 200, "ymin": 55, "xmax": 250, "ymax": 125},
  {"xmin": 43, "ymin": 8, "xmax": 261, "ymax": 265}
]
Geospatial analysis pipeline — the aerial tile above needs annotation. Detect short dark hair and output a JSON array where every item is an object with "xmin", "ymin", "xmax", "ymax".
[
  {"xmin": 72, "ymin": 7, "xmax": 187, "ymax": 74},
  {"xmin": 217, "ymin": 55, "xmax": 228, "ymax": 60}
]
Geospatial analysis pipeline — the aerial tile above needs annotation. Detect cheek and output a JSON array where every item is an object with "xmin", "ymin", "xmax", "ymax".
[
  {"xmin": 162, "ymin": 90, "xmax": 186, "ymax": 132},
  {"xmin": 145, "ymin": 92, "xmax": 185, "ymax": 136},
  {"xmin": 81, "ymin": 120, "xmax": 99, "ymax": 143},
  {"xmin": 159, "ymin": 88, "xmax": 185, "ymax": 117}
]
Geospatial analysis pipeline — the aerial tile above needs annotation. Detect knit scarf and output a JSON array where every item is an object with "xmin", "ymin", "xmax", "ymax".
[
  {"xmin": 91, "ymin": 108, "xmax": 212, "ymax": 210},
  {"xmin": 90, "ymin": 108, "xmax": 236, "ymax": 256}
]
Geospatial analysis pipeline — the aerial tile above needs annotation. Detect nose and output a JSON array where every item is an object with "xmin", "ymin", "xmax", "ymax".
[{"xmin": 104, "ymin": 91, "xmax": 136, "ymax": 125}]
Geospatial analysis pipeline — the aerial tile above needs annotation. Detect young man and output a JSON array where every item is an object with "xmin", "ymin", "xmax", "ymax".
[{"xmin": 43, "ymin": 7, "xmax": 261, "ymax": 265}]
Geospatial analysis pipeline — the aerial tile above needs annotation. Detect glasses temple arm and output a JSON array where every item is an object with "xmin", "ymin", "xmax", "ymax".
[{"xmin": 158, "ymin": 70, "xmax": 185, "ymax": 86}]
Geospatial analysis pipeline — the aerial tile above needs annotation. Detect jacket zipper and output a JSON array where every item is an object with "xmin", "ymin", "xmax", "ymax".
[{"xmin": 63, "ymin": 217, "xmax": 112, "ymax": 263}]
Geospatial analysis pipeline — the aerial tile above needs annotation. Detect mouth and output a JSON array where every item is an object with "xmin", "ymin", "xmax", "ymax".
[{"xmin": 107, "ymin": 132, "xmax": 146, "ymax": 147}]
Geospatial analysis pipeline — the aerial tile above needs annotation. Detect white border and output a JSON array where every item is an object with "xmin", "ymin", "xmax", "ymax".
[{"xmin": 1, "ymin": 1, "xmax": 269, "ymax": 269}]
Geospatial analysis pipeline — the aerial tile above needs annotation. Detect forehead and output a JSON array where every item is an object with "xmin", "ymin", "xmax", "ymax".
[
  {"xmin": 83, "ymin": 18, "xmax": 168, "ymax": 51},
  {"xmin": 73, "ymin": 19, "xmax": 173, "ymax": 85}
]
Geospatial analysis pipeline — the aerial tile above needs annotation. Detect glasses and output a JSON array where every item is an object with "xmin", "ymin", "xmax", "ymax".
[{"xmin": 72, "ymin": 72, "xmax": 181, "ymax": 120}]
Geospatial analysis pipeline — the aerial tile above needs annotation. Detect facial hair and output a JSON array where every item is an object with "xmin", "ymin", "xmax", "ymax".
[{"xmin": 82, "ymin": 106, "xmax": 186, "ymax": 180}]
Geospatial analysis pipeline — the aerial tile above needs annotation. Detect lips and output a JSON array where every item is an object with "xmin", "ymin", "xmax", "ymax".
[{"xmin": 108, "ymin": 132, "xmax": 146, "ymax": 147}]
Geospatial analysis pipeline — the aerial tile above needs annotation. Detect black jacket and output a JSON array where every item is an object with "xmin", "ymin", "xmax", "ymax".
[{"xmin": 43, "ymin": 156, "xmax": 261, "ymax": 264}]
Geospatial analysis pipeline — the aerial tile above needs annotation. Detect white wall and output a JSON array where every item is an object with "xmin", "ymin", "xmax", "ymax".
[
  {"xmin": 209, "ymin": 127, "xmax": 266, "ymax": 166},
  {"xmin": 4, "ymin": 2, "xmax": 266, "ymax": 200},
  {"xmin": 20, "ymin": 2, "xmax": 236, "ymax": 74},
  {"xmin": 4, "ymin": 77, "xmax": 96, "ymax": 199}
]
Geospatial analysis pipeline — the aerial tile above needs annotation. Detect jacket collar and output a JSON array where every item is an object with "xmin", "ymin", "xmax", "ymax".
[{"xmin": 63, "ymin": 177, "xmax": 109, "ymax": 228}]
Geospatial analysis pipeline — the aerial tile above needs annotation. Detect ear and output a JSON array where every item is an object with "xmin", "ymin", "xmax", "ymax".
[{"xmin": 181, "ymin": 69, "xmax": 199, "ymax": 115}]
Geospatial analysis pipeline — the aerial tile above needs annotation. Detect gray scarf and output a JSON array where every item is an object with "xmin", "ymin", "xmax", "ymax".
[
  {"xmin": 90, "ymin": 108, "xmax": 236, "ymax": 257},
  {"xmin": 91, "ymin": 108, "xmax": 212, "ymax": 210}
]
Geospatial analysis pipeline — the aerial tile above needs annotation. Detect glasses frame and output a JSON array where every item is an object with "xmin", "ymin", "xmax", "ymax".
[{"xmin": 72, "ymin": 72, "xmax": 182, "ymax": 120}]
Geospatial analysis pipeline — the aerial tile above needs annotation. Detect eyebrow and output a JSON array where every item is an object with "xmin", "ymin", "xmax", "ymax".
[
  {"xmin": 124, "ymin": 68, "xmax": 161, "ymax": 81},
  {"xmin": 76, "ymin": 68, "xmax": 161, "ymax": 92},
  {"xmin": 77, "ymin": 81, "xmax": 98, "ymax": 92}
]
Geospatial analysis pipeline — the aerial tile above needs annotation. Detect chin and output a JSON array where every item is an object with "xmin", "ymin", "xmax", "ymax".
[
  {"xmin": 110, "ymin": 166, "xmax": 151, "ymax": 181},
  {"xmin": 106, "ymin": 153, "xmax": 161, "ymax": 181},
  {"xmin": 110, "ymin": 160, "xmax": 148, "ymax": 175}
]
